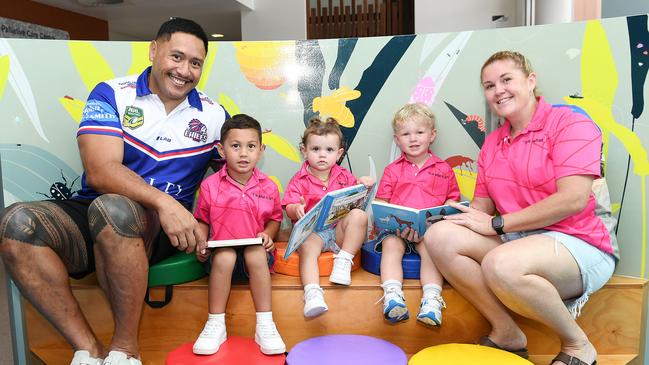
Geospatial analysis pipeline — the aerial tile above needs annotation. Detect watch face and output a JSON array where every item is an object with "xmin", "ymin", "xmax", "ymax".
[{"xmin": 492, "ymin": 215, "xmax": 504, "ymax": 234}]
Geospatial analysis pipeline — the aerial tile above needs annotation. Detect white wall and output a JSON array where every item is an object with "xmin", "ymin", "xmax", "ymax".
[
  {"xmin": 241, "ymin": 0, "xmax": 306, "ymax": 41},
  {"xmin": 414, "ymin": 0, "xmax": 520, "ymax": 34},
  {"xmin": 535, "ymin": 0, "xmax": 573, "ymax": 24}
]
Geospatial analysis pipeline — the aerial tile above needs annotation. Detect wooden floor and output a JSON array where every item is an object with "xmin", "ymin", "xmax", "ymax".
[{"xmin": 25, "ymin": 271, "xmax": 647, "ymax": 365}]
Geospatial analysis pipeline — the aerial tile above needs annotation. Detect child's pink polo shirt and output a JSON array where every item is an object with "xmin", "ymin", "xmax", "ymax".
[
  {"xmin": 377, "ymin": 152, "xmax": 460, "ymax": 209},
  {"xmin": 475, "ymin": 97, "xmax": 612, "ymax": 254},
  {"xmin": 282, "ymin": 161, "xmax": 357, "ymax": 220},
  {"xmin": 194, "ymin": 167, "xmax": 282, "ymax": 240}
]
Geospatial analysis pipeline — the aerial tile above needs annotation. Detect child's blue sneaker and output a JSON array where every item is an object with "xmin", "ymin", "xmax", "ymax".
[
  {"xmin": 382, "ymin": 287, "xmax": 409, "ymax": 323},
  {"xmin": 416, "ymin": 294, "xmax": 445, "ymax": 327}
]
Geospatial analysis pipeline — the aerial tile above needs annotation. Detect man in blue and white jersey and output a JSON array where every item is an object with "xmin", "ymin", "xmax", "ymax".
[{"xmin": 0, "ymin": 17, "xmax": 227, "ymax": 365}]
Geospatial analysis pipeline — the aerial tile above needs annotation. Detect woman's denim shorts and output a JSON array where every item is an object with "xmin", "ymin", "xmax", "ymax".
[{"xmin": 501, "ymin": 229, "xmax": 616, "ymax": 318}]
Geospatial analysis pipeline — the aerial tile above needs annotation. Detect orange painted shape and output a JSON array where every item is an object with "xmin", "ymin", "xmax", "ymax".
[{"xmin": 274, "ymin": 241, "xmax": 361, "ymax": 277}]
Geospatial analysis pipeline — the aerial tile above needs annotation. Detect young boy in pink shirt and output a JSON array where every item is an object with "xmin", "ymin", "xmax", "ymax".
[
  {"xmin": 282, "ymin": 117, "xmax": 375, "ymax": 318},
  {"xmin": 375, "ymin": 103, "xmax": 460, "ymax": 325},
  {"xmin": 192, "ymin": 114, "xmax": 286, "ymax": 356}
]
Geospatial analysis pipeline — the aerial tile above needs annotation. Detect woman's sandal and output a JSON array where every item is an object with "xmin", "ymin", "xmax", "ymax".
[
  {"xmin": 551, "ymin": 352, "xmax": 597, "ymax": 365},
  {"xmin": 477, "ymin": 336, "xmax": 529, "ymax": 359}
]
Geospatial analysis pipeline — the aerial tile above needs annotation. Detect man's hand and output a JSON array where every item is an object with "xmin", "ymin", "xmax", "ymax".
[
  {"xmin": 157, "ymin": 196, "xmax": 206, "ymax": 253},
  {"xmin": 258, "ymin": 232, "xmax": 275, "ymax": 252}
]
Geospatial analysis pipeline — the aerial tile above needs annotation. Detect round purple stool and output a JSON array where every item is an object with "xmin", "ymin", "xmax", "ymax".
[{"xmin": 287, "ymin": 335, "xmax": 407, "ymax": 365}]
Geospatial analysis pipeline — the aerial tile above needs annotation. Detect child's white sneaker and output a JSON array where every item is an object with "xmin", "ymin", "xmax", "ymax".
[
  {"xmin": 192, "ymin": 319, "xmax": 227, "ymax": 355},
  {"xmin": 102, "ymin": 351, "xmax": 141, "ymax": 365},
  {"xmin": 255, "ymin": 322, "xmax": 286, "ymax": 355},
  {"xmin": 417, "ymin": 294, "xmax": 446, "ymax": 327},
  {"xmin": 303, "ymin": 286, "xmax": 328, "ymax": 317},
  {"xmin": 382, "ymin": 286, "xmax": 409, "ymax": 323},
  {"xmin": 329, "ymin": 254, "xmax": 353, "ymax": 285},
  {"xmin": 70, "ymin": 350, "xmax": 102, "ymax": 365}
]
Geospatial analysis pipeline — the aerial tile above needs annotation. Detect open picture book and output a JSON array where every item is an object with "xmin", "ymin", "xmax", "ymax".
[
  {"xmin": 371, "ymin": 200, "xmax": 469, "ymax": 237},
  {"xmin": 284, "ymin": 182, "xmax": 378, "ymax": 259}
]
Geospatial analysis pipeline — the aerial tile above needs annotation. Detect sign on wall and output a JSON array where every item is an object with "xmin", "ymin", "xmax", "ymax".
[{"xmin": 0, "ymin": 17, "xmax": 69, "ymax": 40}]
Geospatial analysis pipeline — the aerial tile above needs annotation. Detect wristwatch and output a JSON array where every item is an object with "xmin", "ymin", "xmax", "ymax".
[{"xmin": 491, "ymin": 215, "xmax": 505, "ymax": 235}]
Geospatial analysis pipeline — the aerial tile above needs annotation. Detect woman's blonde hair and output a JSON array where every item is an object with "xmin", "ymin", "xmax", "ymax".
[
  {"xmin": 481, "ymin": 50, "xmax": 538, "ymax": 97},
  {"xmin": 392, "ymin": 103, "xmax": 436, "ymax": 133},
  {"xmin": 300, "ymin": 116, "xmax": 345, "ymax": 150}
]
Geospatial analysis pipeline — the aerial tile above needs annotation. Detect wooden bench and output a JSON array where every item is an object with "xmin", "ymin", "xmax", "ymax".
[{"xmin": 24, "ymin": 269, "xmax": 647, "ymax": 365}]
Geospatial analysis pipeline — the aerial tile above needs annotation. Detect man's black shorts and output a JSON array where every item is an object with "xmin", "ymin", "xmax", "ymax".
[{"xmin": 54, "ymin": 198, "xmax": 177, "ymax": 279}]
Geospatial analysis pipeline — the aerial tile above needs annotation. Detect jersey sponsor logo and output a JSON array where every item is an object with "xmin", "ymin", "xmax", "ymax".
[
  {"xmin": 122, "ymin": 105, "xmax": 144, "ymax": 129},
  {"xmin": 118, "ymin": 81, "xmax": 137, "ymax": 89},
  {"xmin": 200, "ymin": 95, "xmax": 214, "ymax": 105},
  {"xmin": 82, "ymin": 99, "xmax": 119, "ymax": 123},
  {"xmin": 148, "ymin": 177, "xmax": 183, "ymax": 196},
  {"xmin": 156, "ymin": 136, "xmax": 172, "ymax": 143},
  {"xmin": 184, "ymin": 119, "xmax": 208, "ymax": 143}
]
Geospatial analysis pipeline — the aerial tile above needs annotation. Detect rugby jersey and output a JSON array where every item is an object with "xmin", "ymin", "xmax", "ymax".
[{"xmin": 75, "ymin": 67, "xmax": 228, "ymax": 207}]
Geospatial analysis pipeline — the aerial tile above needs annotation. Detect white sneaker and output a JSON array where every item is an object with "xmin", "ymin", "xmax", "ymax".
[
  {"xmin": 70, "ymin": 350, "xmax": 102, "ymax": 365},
  {"xmin": 102, "ymin": 351, "xmax": 141, "ymax": 365},
  {"xmin": 417, "ymin": 294, "xmax": 446, "ymax": 327},
  {"xmin": 255, "ymin": 322, "xmax": 286, "ymax": 355},
  {"xmin": 303, "ymin": 286, "xmax": 328, "ymax": 317},
  {"xmin": 329, "ymin": 254, "xmax": 353, "ymax": 285},
  {"xmin": 380, "ymin": 286, "xmax": 409, "ymax": 323},
  {"xmin": 192, "ymin": 319, "xmax": 227, "ymax": 355}
]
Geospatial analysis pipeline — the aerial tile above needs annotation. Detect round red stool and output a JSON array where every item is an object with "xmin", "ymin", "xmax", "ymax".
[
  {"xmin": 166, "ymin": 337, "xmax": 286, "ymax": 364},
  {"xmin": 274, "ymin": 241, "xmax": 361, "ymax": 276}
]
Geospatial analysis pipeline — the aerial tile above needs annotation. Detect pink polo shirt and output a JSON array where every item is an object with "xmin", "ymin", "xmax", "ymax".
[
  {"xmin": 377, "ymin": 152, "xmax": 460, "ymax": 209},
  {"xmin": 282, "ymin": 162, "xmax": 358, "ymax": 220},
  {"xmin": 194, "ymin": 167, "xmax": 282, "ymax": 240},
  {"xmin": 474, "ymin": 97, "xmax": 612, "ymax": 254}
]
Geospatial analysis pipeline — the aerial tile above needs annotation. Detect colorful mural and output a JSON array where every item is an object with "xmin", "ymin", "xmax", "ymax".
[{"xmin": 0, "ymin": 16, "xmax": 648, "ymax": 283}]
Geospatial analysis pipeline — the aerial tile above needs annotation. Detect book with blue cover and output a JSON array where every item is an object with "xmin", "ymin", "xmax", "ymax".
[
  {"xmin": 371, "ymin": 200, "xmax": 469, "ymax": 237},
  {"xmin": 284, "ymin": 183, "xmax": 378, "ymax": 259}
]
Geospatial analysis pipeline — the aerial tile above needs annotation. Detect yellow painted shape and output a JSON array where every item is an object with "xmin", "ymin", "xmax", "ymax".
[
  {"xmin": 453, "ymin": 167, "xmax": 477, "ymax": 201},
  {"xmin": 312, "ymin": 87, "xmax": 361, "ymax": 128},
  {"xmin": 0, "ymin": 55, "xmax": 8, "ymax": 100},
  {"xmin": 127, "ymin": 41, "xmax": 151, "ymax": 75},
  {"xmin": 219, "ymin": 93, "xmax": 241, "ymax": 116},
  {"xmin": 568, "ymin": 98, "xmax": 649, "ymax": 176},
  {"xmin": 197, "ymin": 43, "xmax": 218, "ymax": 91},
  {"xmin": 611, "ymin": 203, "xmax": 621, "ymax": 214},
  {"xmin": 69, "ymin": 41, "xmax": 115, "ymax": 91},
  {"xmin": 268, "ymin": 175, "xmax": 284, "ymax": 193},
  {"xmin": 409, "ymin": 344, "xmax": 532, "ymax": 365},
  {"xmin": 263, "ymin": 132, "xmax": 301, "ymax": 163},
  {"xmin": 566, "ymin": 20, "xmax": 648, "ymax": 278},
  {"xmin": 58, "ymin": 97, "xmax": 85, "ymax": 123}
]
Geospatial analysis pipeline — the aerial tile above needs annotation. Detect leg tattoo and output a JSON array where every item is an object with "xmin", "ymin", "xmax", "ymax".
[
  {"xmin": 88, "ymin": 194, "xmax": 159, "ymax": 258},
  {"xmin": 0, "ymin": 202, "xmax": 88, "ymax": 273}
]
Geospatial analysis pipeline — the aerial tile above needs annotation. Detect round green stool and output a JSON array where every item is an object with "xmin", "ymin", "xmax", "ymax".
[
  {"xmin": 146, "ymin": 252, "xmax": 207, "ymax": 308},
  {"xmin": 409, "ymin": 344, "xmax": 533, "ymax": 365}
]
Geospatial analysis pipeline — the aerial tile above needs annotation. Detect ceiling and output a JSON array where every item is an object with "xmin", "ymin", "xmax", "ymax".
[{"xmin": 32, "ymin": 0, "xmax": 249, "ymax": 41}]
